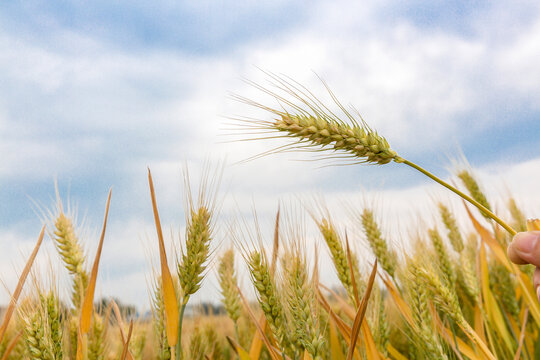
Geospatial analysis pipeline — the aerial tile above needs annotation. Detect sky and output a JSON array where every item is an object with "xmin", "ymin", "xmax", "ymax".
[{"xmin": 1, "ymin": 0, "xmax": 540, "ymax": 310}]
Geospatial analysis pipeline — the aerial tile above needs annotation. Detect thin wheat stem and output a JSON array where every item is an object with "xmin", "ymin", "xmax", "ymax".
[
  {"xmin": 401, "ymin": 159, "xmax": 516, "ymax": 236},
  {"xmin": 175, "ymin": 301, "xmax": 188, "ymax": 360}
]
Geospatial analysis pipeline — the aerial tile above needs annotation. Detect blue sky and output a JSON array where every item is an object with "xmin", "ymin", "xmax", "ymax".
[{"xmin": 1, "ymin": 0, "xmax": 540, "ymax": 308}]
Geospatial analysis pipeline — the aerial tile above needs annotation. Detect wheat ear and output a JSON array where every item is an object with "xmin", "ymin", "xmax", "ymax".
[
  {"xmin": 438, "ymin": 203, "xmax": 464, "ymax": 253},
  {"xmin": 22, "ymin": 311, "xmax": 52, "ymax": 360},
  {"xmin": 217, "ymin": 249, "xmax": 242, "ymax": 324},
  {"xmin": 405, "ymin": 259, "xmax": 447, "ymax": 359},
  {"xmin": 178, "ymin": 206, "xmax": 212, "ymax": 299},
  {"xmin": 22, "ymin": 293, "xmax": 61, "ymax": 360},
  {"xmin": 428, "ymin": 228, "xmax": 456, "ymax": 287},
  {"xmin": 507, "ymin": 197, "xmax": 527, "ymax": 233},
  {"xmin": 237, "ymin": 74, "xmax": 516, "ymax": 235},
  {"xmin": 88, "ymin": 314, "xmax": 105, "ymax": 360},
  {"xmin": 489, "ymin": 262, "xmax": 519, "ymax": 318},
  {"xmin": 457, "ymin": 170, "xmax": 492, "ymax": 220},
  {"xmin": 282, "ymin": 248, "xmax": 324, "ymax": 359},
  {"xmin": 416, "ymin": 265, "xmax": 496, "ymax": 360},
  {"xmin": 43, "ymin": 292, "xmax": 62, "ymax": 360},
  {"xmin": 316, "ymin": 218, "xmax": 359, "ymax": 304},
  {"xmin": 176, "ymin": 206, "xmax": 212, "ymax": 359},
  {"xmin": 361, "ymin": 209, "xmax": 396, "ymax": 277},
  {"xmin": 459, "ymin": 235, "xmax": 480, "ymax": 302},
  {"xmin": 52, "ymin": 213, "xmax": 89, "ymax": 311},
  {"xmin": 151, "ymin": 278, "xmax": 171, "ymax": 360},
  {"xmin": 246, "ymin": 250, "xmax": 289, "ymax": 353}
]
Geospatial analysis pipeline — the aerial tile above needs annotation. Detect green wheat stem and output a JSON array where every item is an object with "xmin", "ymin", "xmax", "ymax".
[
  {"xmin": 400, "ymin": 159, "xmax": 516, "ymax": 236},
  {"xmin": 175, "ymin": 300, "xmax": 188, "ymax": 360},
  {"xmin": 234, "ymin": 322, "xmax": 239, "ymax": 343}
]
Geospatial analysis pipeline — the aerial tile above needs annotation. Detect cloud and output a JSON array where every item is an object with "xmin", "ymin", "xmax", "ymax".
[{"xmin": 2, "ymin": 0, "xmax": 540, "ymax": 309}]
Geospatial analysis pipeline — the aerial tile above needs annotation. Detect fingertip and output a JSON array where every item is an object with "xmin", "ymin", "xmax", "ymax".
[{"xmin": 507, "ymin": 242, "xmax": 530, "ymax": 265}]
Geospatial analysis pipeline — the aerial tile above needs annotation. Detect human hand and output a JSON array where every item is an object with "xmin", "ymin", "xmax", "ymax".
[{"xmin": 507, "ymin": 231, "xmax": 540, "ymax": 301}]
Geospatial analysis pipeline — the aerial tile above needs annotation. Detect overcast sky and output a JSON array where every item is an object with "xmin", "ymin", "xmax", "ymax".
[{"xmin": 1, "ymin": 0, "xmax": 540, "ymax": 309}]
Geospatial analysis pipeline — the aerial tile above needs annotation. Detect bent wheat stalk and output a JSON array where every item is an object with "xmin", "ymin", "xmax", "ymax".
[{"xmin": 236, "ymin": 73, "xmax": 516, "ymax": 236}]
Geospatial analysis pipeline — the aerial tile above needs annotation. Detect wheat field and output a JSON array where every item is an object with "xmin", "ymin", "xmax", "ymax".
[{"xmin": 1, "ymin": 76, "xmax": 539, "ymax": 360}]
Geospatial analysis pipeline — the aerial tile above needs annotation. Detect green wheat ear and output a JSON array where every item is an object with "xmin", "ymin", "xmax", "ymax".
[
  {"xmin": 217, "ymin": 249, "xmax": 241, "ymax": 324},
  {"xmin": 246, "ymin": 250, "xmax": 289, "ymax": 354},
  {"xmin": 315, "ymin": 217, "xmax": 360, "ymax": 304},
  {"xmin": 178, "ymin": 206, "xmax": 212, "ymax": 299},
  {"xmin": 52, "ymin": 212, "xmax": 89, "ymax": 311},
  {"xmin": 360, "ymin": 208, "xmax": 396, "ymax": 277},
  {"xmin": 236, "ymin": 72, "xmax": 516, "ymax": 236}
]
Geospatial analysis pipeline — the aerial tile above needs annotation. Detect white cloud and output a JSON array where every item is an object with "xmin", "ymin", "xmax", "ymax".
[
  {"xmin": 1, "ymin": 2, "xmax": 540, "ymax": 180},
  {"xmin": 495, "ymin": 19, "xmax": 540, "ymax": 100},
  {"xmin": 2, "ymin": 0, "xmax": 540, "ymax": 309}
]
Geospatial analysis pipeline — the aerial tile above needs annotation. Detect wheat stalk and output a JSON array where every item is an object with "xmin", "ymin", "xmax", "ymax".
[
  {"xmin": 235, "ymin": 73, "xmax": 516, "ymax": 235},
  {"xmin": 176, "ymin": 206, "xmax": 212, "ymax": 358},
  {"xmin": 175, "ymin": 164, "xmax": 221, "ymax": 360}
]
